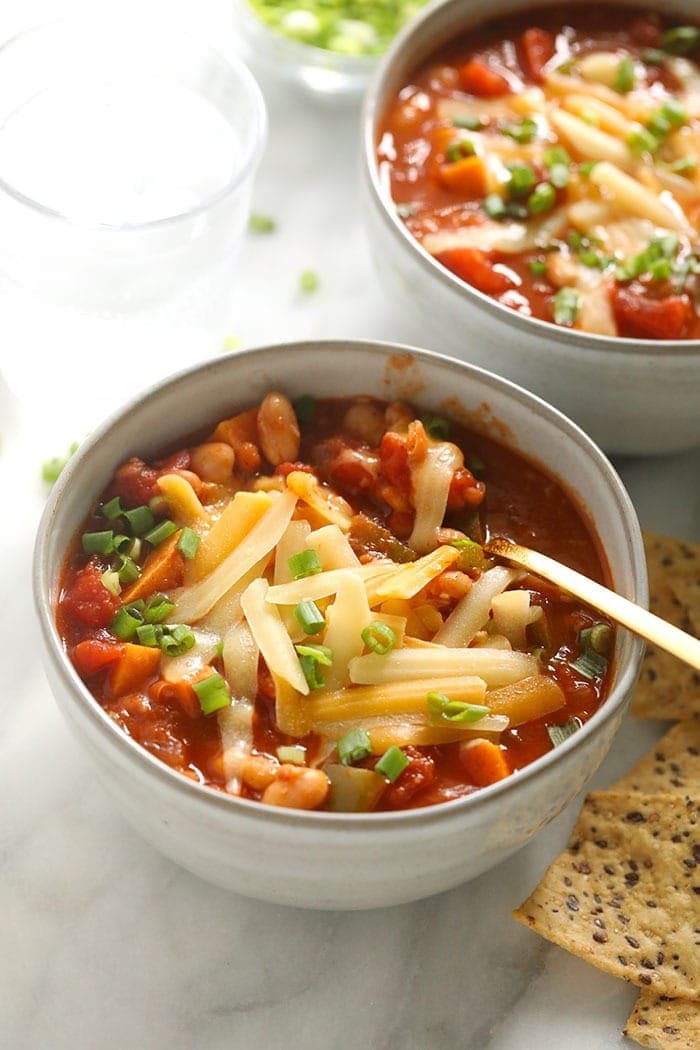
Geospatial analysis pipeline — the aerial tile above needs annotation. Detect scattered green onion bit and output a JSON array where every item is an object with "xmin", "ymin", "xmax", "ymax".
[
  {"xmin": 426, "ymin": 691, "xmax": 490, "ymax": 724},
  {"xmin": 136, "ymin": 623, "xmax": 159, "ymax": 647},
  {"xmin": 660, "ymin": 25, "xmax": 700, "ymax": 56},
  {"xmin": 659, "ymin": 98, "xmax": 688, "ymax": 128},
  {"xmin": 420, "ymin": 413, "xmax": 451, "ymax": 439},
  {"xmin": 82, "ymin": 530, "xmax": 115, "ymax": 555},
  {"xmin": 293, "ymin": 600, "xmax": 326, "ymax": 635},
  {"xmin": 614, "ymin": 55, "xmax": 636, "ymax": 93},
  {"xmin": 298, "ymin": 654, "xmax": 326, "ymax": 690},
  {"xmin": 100, "ymin": 570, "xmax": 121, "ymax": 597},
  {"xmin": 193, "ymin": 672, "xmax": 231, "ymax": 715},
  {"xmin": 288, "ymin": 548, "xmax": 322, "ymax": 580},
  {"xmin": 294, "ymin": 643, "xmax": 333, "ymax": 667},
  {"xmin": 123, "ymin": 505, "xmax": 156, "ymax": 537},
  {"xmin": 160, "ymin": 624, "xmax": 196, "ymax": 657},
  {"xmin": 642, "ymin": 48, "xmax": 666, "ymax": 65},
  {"xmin": 547, "ymin": 719, "xmax": 580, "ymax": 748},
  {"xmin": 111, "ymin": 605, "xmax": 144, "ymax": 640},
  {"xmin": 570, "ymin": 622, "xmax": 610, "ymax": 680},
  {"xmin": 578, "ymin": 161, "xmax": 597, "ymax": 176},
  {"xmin": 530, "ymin": 258, "xmax": 548, "ymax": 277},
  {"xmin": 615, "ymin": 234, "xmax": 679, "ymax": 282},
  {"xmin": 143, "ymin": 593, "xmax": 175, "ymax": 624},
  {"xmin": 144, "ymin": 519, "xmax": 178, "ymax": 547},
  {"xmin": 116, "ymin": 555, "xmax": 141, "ymax": 586},
  {"xmin": 507, "ymin": 163, "xmax": 536, "ymax": 198},
  {"xmin": 580, "ymin": 623, "xmax": 613, "ymax": 656},
  {"xmin": 361, "ymin": 621, "xmax": 397, "ymax": 655},
  {"xmin": 249, "ymin": 212, "xmax": 276, "ymax": 233},
  {"xmin": 528, "ymin": 182, "xmax": 556, "ymax": 215},
  {"xmin": 484, "ymin": 193, "xmax": 506, "ymax": 219},
  {"xmin": 300, "ymin": 269, "xmax": 319, "ymax": 294},
  {"xmin": 276, "ymin": 745, "xmax": 307, "ymax": 765},
  {"xmin": 177, "ymin": 526, "xmax": 200, "ymax": 560},
  {"xmin": 337, "ymin": 727, "xmax": 372, "ymax": 766},
  {"xmin": 552, "ymin": 286, "xmax": 579, "ymax": 327},
  {"xmin": 102, "ymin": 496, "xmax": 124, "ymax": 521},
  {"xmin": 446, "ymin": 139, "xmax": 475, "ymax": 162},
  {"xmin": 293, "ymin": 394, "xmax": 316, "ymax": 425},
  {"xmin": 627, "ymin": 126, "xmax": 660, "ymax": 155},
  {"xmin": 665, "ymin": 156, "xmax": 697, "ymax": 175},
  {"xmin": 452, "ymin": 114, "xmax": 483, "ymax": 130},
  {"xmin": 112, "ymin": 533, "xmax": 132, "ymax": 554},
  {"xmin": 375, "ymin": 746, "xmax": 410, "ymax": 782},
  {"xmin": 548, "ymin": 162, "xmax": 570, "ymax": 189},
  {"xmin": 501, "ymin": 117, "xmax": 538, "ymax": 144}
]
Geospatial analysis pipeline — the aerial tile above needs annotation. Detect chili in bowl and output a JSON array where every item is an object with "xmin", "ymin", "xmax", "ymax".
[
  {"xmin": 35, "ymin": 340, "xmax": 645, "ymax": 908},
  {"xmin": 363, "ymin": 0, "xmax": 700, "ymax": 454}
]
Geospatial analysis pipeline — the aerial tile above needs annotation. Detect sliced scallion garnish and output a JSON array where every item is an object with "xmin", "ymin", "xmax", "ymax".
[
  {"xmin": 276, "ymin": 745, "xmax": 307, "ymax": 765},
  {"xmin": 614, "ymin": 55, "xmax": 636, "ymax": 93},
  {"xmin": 123, "ymin": 505, "xmax": 156, "ymax": 537},
  {"xmin": 193, "ymin": 673, "xmax": 231, "ymax": 715},
  {"xmin": 361, "ymin": 621, "xmax": 396, "ymax": 655},
  {"xmin": 144, "ymin": 520, "xmax": 177, "ymax": 547},
  {"xmin": 427, "ymin": 691, "xmax": 490, "ymax": 724},
  {"xmin": 337, "ymin": 727, "xmax": 372, "ymax": 766},
  {"xmin": 552, "ymin": 287, "xmax": 579, "ymax": 326},
  {"xmin": 82, "ymin": 530, "xmax": 115, "ymax": 555},
  {"xmin": 420, "ymin": 413, "xmax": 451, "ymax": 439},
  {"xmin": 102, "ymin": 496, "xmax": 124, "ymax": 521},
  {"xmin": 375, "ymin": 746, "xmax": 409, "ymax": 783},
  {"xmin": 288, "ymin": 549, "xmax": 322, "ymax": 580},
  {"xmin": 547, "ymin": 719, "xmax": 580, "ymax": 748},
  {"xmin": 293, "ymin": 600, "xmax": 326, "ymax": 635},
  {"xmin": 177, "ymin": 526, "xmax": 200, "ymax": 560}
]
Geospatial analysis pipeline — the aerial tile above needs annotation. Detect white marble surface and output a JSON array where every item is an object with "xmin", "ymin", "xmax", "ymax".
[{"xmin": 1, "ymin": 3, "xmax": 699, "ymax": 1048}]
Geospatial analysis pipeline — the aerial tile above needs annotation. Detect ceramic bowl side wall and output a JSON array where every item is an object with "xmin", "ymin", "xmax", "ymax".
[{"xmin": 362, "ymin": 0, "xmax": 700, "ymax": 455}]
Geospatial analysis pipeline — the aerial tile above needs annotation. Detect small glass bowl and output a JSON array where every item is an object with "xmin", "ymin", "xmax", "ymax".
[{"xmin": 232, "ymin": 0, "xmax": 379, "ymax": 99}]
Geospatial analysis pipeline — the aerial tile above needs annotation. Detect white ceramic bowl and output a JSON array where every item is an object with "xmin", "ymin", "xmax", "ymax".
[
  {"xmin": 34, "ymin": 340, "xmax": 646, "ymax": 909},
  {"xmin": 362, "ymin": 0, "xmax": 700, "ymax": 455}
]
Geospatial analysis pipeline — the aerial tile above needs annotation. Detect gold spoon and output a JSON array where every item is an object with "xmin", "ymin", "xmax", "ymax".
[{"xmin": 484, "ymin": 537, "xmax": 700, "ymax": 671}]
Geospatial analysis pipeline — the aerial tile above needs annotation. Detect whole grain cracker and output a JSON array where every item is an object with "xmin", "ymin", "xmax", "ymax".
[
  {"xmin": 612, "ymin": 722, "xmax": 700, "ymax": 796},
  {"xmin": 513, "ymin": 792, "xmax": 699, "ymax": 1000},
  {"xmin": 632, "ymin": 533, "xmax": 700, "ymax": 722},
  {"xmin": 624, "ymin": 992, "xmax": 700, "ymax": 1048}
]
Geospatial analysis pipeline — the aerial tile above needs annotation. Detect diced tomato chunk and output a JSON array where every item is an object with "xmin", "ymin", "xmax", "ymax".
[
  {"xmin": 459, "ymin": 739, "xmax": 510, "ymax": 787},
  {"xmin": 61, "ymin": 563, "xmax": 121, "ymax": 627},
  {"xmin": 73, "ymin": 638, "xmax": 125, "ymax": 676},
  {"xmin": 379, "ymin": 747, "xmax": 436, "ymax": 808},
  {"xmin": 110, "ymin": 457, "xmax": 158, "ymax": 507},
  {"xmin": 458, "ymin": 58, "xmax": 510, "ymax": 97},
  {"xmin": 438, "ymin": 155, "xmax": 488, "ymax": 198},
  {"xmin": 520, "ymin": 28, "xmax": 555, "ymax": 82},
  {"xmin": 379, "ymin": 431, "xmax": 411, "ymax": 491},
  {"xmin": 611, "ymin": 287, "xmax": 693, "ymax": 340},
  {"xmin": 437, "ymin": 248, "xmax": 515, "ymax": 296},
  {"xmin": 447, "ymin": 467, "xmax": 486, "ymax": 509}
]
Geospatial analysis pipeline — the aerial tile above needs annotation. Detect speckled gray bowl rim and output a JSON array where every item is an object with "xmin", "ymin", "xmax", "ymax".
[
  {"xmin": 361, "ymin": 0, "xmax": 700, "ymax": 357},
  {"xmin": 34, "ymin": 339, "xmax": 646, "ymax": 831}
]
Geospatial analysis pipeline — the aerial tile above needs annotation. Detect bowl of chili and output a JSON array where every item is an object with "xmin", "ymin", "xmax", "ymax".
[
  {"xmin": 34, "ymin": 340, "xmax": 645, "ymax": 908},
  {"xmin": 363, "ymin": 0, "xmax": 700, "ymax": 454}
]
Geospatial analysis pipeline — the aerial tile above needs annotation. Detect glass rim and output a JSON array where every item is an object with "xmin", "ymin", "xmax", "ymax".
[{"xmin": 0, "ymin": 17, "xmax": 268, "ymax": 233}]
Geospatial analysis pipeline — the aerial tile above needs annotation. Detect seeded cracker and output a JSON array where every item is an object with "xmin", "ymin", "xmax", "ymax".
[
  {"xmin": 513, "ymin": 792, "xmax": 699, "ymax": 1000},
  {"xmin": 633, "ymin": 533, "xmax": 700, "ymax": 721},
  {"xmin": 624, "ymin": 993, "xmax": 700, "ymax": 1048},
  {"xmin": 612, "ymin": 722, "xmax": 700, "ymax": 796}
]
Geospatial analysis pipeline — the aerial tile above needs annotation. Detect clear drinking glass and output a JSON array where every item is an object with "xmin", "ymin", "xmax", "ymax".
[{"xmin": 0, "ymin": 18, "xmax": 266, "ymax": 416}]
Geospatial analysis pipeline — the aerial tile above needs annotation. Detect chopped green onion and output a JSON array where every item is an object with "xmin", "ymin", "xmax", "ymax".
[
  {"xmin": 215, "ymin": 640, "xmax": 224, "ymax": 659},
  {"xmin": 375, "ymin": 746, "xmax": 409, "ymax": 782},
  {"xmin": 615, "ymin": 234, "xmax": 680, "ymax": 282},
  {"xmin": 82, "ymin": 530, "xmax": 115, "ymax": 555},
  {"xmin": 396, "ymin": 202, "xmax": 415, "ymax": 219},
  {"xmin": 660, "ymin": 26, "xmax": 700, "ymax": 56},
  {"xmin": 528, "ymin": 182, "xmax": 556, "ymax": 215},
  {"xmin": 665, "ymin": 156, "xmax": 697, "ymax": 175},
  {"xmin": 112, "ymin": 534, "xmax": 132, "ymax": 554},
  {"xmin": 578, "ymin": 161, "xmax": 597, "ymax": 176},
  {"xmin": 41, "ymin": 441, "xmax": 79, "ymax": 485},
  {"xmin": 548, "ymin": 163, "xmax": 570, "ymax": 189},
  {"xmin": 446, "ymin": 139, "xmax": 475, "ymax": 162},
  {"xmin": 337, "ymin": 727, "xmax": 372, "ymax": 766},
  {"xmin": 659, "ymin": 99, "xmax": 688, "ymax": 128},
  {"xmin": 111, "ymin": 605, "xmax": 144, "ymax": 640},
  {"xmin": 298, "ymin": 654, "xmax": 325, "ymax": 690},
  {"xmin": 580, "ymin": 623, "xmax": 613, "ymax": 656},
  {"xmin": 530, "ymin": 259, "xmax": 548, "ymax": 277},
  {"xmin": 116, "ymin": 555, "xmax": 141, "ymax": 586},
  {"xmin": 294, "ymin": 643, "xmax": 333, "ymax": 667},
  {"xmin": 426, "ymin": 691, "xmax": 490, "ymax": 724},
  {"xmin": 552, "ymin": 286, "xmax": 579, "ymax": 326},
  {"xmin": 420, "ymin": 413, "xmax": 451, "ymax": 439},
  {"xmin": 102, "ymin": 496, "xmax": 124, "ymax": 521},
  {"xmin": 501, "ymin": 117, "xmax": 538, "ymax": 143},
  {"xmin": 160, "ymin": 624, "xmax": 195, "ymax": 657},
  {"xmin": 361, "ymin": 621, "xmax": 397, "ymax": 655},
  {"xmin": 627, "ymin": 127, "xmax": 660, "ymax": 154},
  {"xmin": 642, "ymin": 48, "xmax": 666, "ymax": 65},
  {"xmin": 177, "ymin": 526, "xmax": 200, "ymax": 560},
  {"xmin": 276, "ymin": 745, "xmax": 307, "ymax": 765},
  {"xmin": 100, "ymin": 570, "xmax": 121, "ymax": 597},
  {"xmin": 144, "ymin": 520, "xmax": 177, "ymax": 547},
  {"xmin": 288, "ymin": 548, "xmax": 322, "ymax": 580},
  {"xmin": 293, "ymin": 600, "xmax": 326, "ymax": 635},
  {"xmin": 135, "ymin": 623, "xmax": 158, "ymax": 647},
  {"xmin": 300, "ymin": 269, "xmax": 319, "ymax": 294},
  {"xmin": 544, "ymin": 146, "xmax": 571, "ymax": 168},
  {"xmin": 123, "ymin": 505, "xmax": 156, "ymax": 537},
  {"xmin": 547, "ymin": 719, "xmax": 580, "ymax": 748},
  {"xmin": 507, "ymin": 163, "xmax": 536, "ymax": 198},
  {"xmin": 249, "ymin": 212, "xmax": 276, "ymax": 233},
  {"xmin": 614, "ymin": 55, "xmax": 636, "ymax": 93},
  {"xmin": 484, "ymin": 193, "xmax": 506, "ymax": 219},
  {"xmin": 648, "ymin": 258, "xmax": 672, "ymax": 280},
  {"xmin": 647, "ymin": 111, "xmax": 671, "ymax": 140},
  {"xmin": 193, "ymin": 672, "xmax": 231, "ymax": 715},
  {"xmin": 143, "ymin": 593, "xmax": 175, "ymax": 624},
  {"xmin": 452, "ymin": 114, "xmax": 483, "ymax": 130},
  {"xmin": 570, "ymin": 649, "xmax": 608, "ymax": 679},
  {"xmin": 293, "ymin": 395, "xmax": 316, "ymax": 425}
]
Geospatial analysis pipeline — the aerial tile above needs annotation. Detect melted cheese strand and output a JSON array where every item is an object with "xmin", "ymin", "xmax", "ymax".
[{"xmin": 240, "ymin": 577, "xmax": 309, "ymax": 695}]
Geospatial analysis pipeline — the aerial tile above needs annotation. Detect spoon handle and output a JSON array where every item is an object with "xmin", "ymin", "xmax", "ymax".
[{"xmin": 485, "ymin": 538, "xmax": 700, "ymax": 671}]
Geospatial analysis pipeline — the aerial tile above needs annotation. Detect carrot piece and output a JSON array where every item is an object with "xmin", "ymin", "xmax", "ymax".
[
  {"xmin": 610, "ymin": 287, "xmax": 692, "ymax": 340},
  {"xmin": 459, "ymin": 58, "xmax": 510, "ymax": 97},
  {"xmin": 438, "ymin": 155, "xmax": 488, "ymax": 197},
  {"xmin": 459, "ymin": 739, "xmax": 510, "ymax": 787},
  {"xmin": 211, "ymin": 407, "xmax": 259, "ymax": 448},
  {"xmin": 73, "ymin": 638, "xmax": 125, "ymax": 676},
  {"xmin": 520, "ymin": 28, "xmax": 555, "ymax": 82},
  {"xmin": 108, "ymin": 643, "xmax": 162, "ymax": 697},
  {"xmin": 437, "ymin": 247, "xmax": 514, "ymax": 295},
  {"xmin": 120, "ymin": 533, "xmax": 185, "ymax": 604},
  {"xmin": 149, "ymin": 679, "xmax": 200, "ymax": 719}
]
